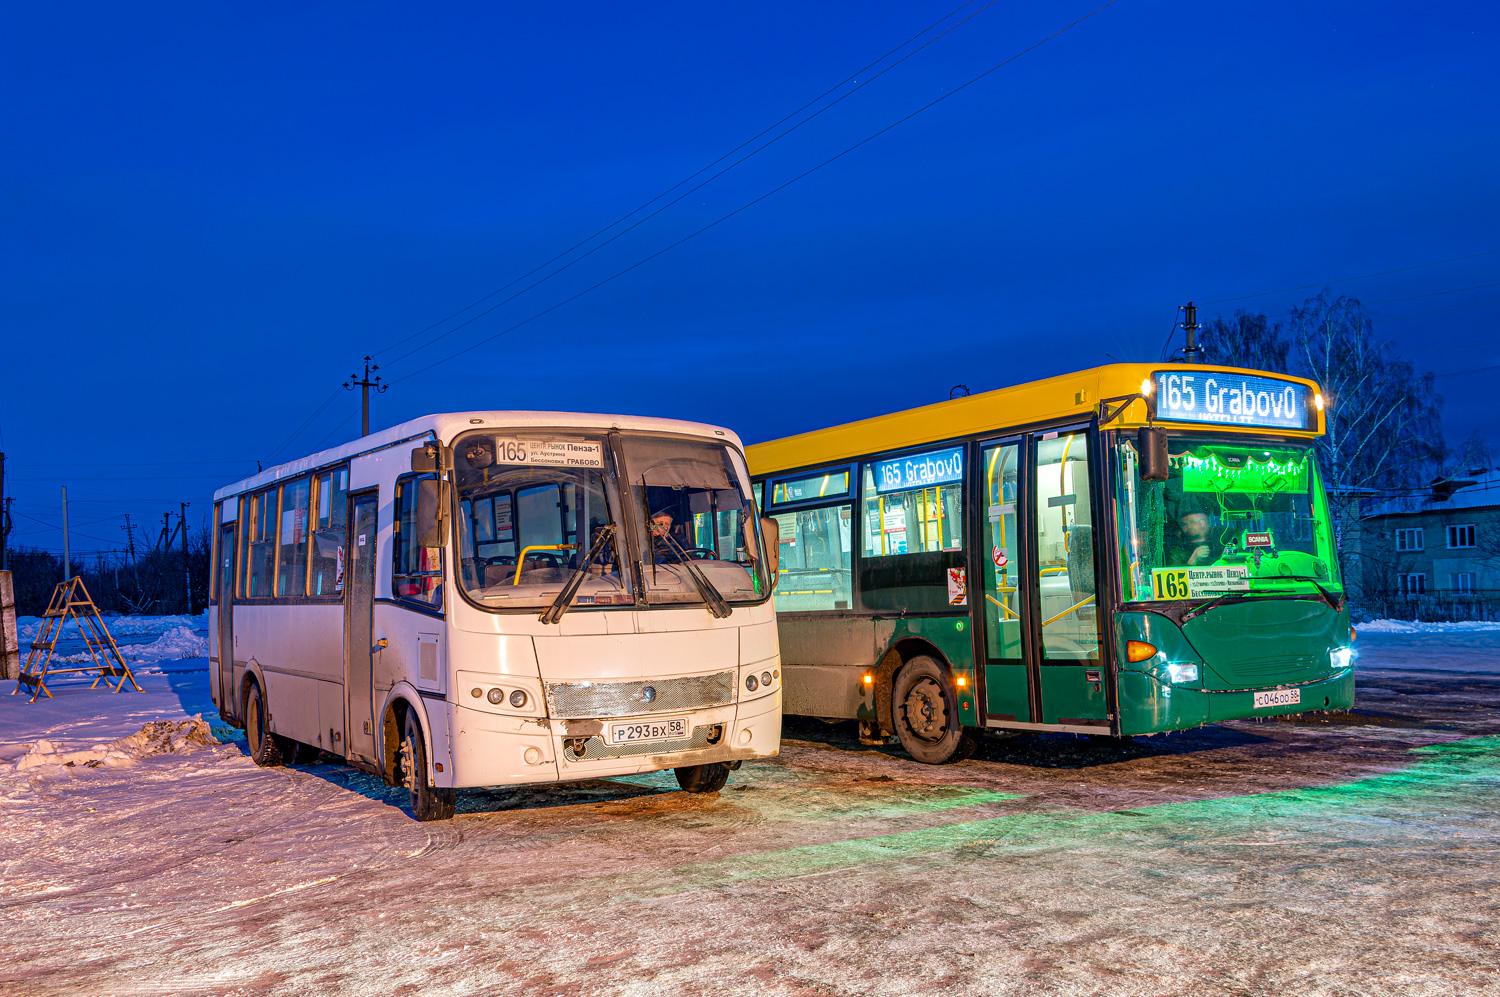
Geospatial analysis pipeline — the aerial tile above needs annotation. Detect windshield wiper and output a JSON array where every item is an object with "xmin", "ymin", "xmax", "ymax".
[
  {"xmin": 1256, "ymin": 574, "xmax": 1344, "ymax": 612},
  {"xmin": 539, "ymin": 526, "xmax": 618, "ymax": 625},
  {"xmin": 651, "ymin": 530, "xmax": 732, "ymax": 619},
  {"xmin": 1180, "ymin": 590, "xmax": 1275, "ymax": 623}
]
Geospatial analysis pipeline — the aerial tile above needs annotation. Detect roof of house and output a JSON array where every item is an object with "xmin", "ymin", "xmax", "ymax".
[{"xmin": 1364, "ymin": 467, "xmax": 1500, "ymax": 519}]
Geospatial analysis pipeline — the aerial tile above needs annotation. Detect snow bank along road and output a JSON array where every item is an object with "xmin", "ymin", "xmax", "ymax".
[{"xmin": 1, "ymin": 631, "xmax": 1498, "ymax": 996}]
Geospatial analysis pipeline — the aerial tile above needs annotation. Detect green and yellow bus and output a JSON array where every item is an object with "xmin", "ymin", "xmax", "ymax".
[{"xmin": 747, "ymin": 363, "xmax": 1355, "ymax": 763}]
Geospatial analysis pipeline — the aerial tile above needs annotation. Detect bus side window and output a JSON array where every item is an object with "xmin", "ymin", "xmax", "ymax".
[
  {"xmin": 245, "ymin": 488, "xmax": 277, "ymax": 598},
  {"xmin": 277, "ymin": 477, "xmax": 311, "ymax": 598},
  {"xmin": 393, "ymin": 475, "xmax": 444, "ymax": 611},
  {"xmin": 770, "ymin": 505, "xmax": 852, "ymax": 612},
  {"xmin": 309, "ymin": 469, "xmax": 348, "ymax": 596}
]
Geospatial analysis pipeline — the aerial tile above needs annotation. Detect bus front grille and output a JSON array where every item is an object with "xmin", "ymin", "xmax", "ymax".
[
  {"xmin": 544, "ymin": 671, "xmax": 735, "ymax": 719},
  {"xmin": 563, "ymin": 723, "xmax": 723, "ymax": 762}
]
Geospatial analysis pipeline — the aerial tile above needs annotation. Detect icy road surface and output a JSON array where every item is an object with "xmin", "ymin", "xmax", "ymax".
[{"xmin": 2, "ymin": 631, "xmax": 1498, "ymax": 996}]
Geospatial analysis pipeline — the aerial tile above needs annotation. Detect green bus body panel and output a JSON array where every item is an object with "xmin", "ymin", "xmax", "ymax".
[
  {"xmin": 1113, "ymin": 604, "xmax": 1354, "ymax": 736},
  {"xmin": 1039, "ymin": 666, "xmax": 1110, "ymax": 726},
  {"xmin": 984, "ymin": 663, "xmax": 1030, "ymax": 722},
  {"xmin": 882, "ymin": 615, "xmax": 978, "ymax": 728},
  {"xmin": 1180, "ymin": 598, "xmax": 1349, "ymax": 690}
]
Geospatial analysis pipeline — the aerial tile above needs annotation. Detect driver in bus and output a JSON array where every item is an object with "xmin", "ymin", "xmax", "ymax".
[
  {"xmin": 1171, "ymin": 504, "xmax": 1223, "ymax": 566},
  {"xmin": 648, "ymin": 508, "xmax": 685, "ymax": 563}
]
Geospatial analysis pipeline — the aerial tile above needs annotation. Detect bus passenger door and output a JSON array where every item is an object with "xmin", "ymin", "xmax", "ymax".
[
  {"xmin": 217, "ymin": 523, "xmax": 237, "ymax": 721},
  {"xmin": 1029, "ymin": 428, "xmax": 1108, "ymax": 727},
  {"xmin": 978, "ymin": 439, "xmax": 1032, "ymax": 723},
  {"xmin": 345, "ymin": 490, "xmax": 380, "ymax": 763}
]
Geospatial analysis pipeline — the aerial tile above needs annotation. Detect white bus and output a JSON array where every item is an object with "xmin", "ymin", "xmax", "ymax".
[{"xmin": 209, "ymin": 412, "xmax": 782, "ymax": 820}]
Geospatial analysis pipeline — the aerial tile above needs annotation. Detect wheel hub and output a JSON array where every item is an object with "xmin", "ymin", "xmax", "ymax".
[{"xmin": 902, "ymin": 677, "xmax": 948, "ymax": 742}]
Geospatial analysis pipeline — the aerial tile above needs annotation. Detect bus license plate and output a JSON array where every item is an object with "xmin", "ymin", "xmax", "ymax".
[
  {"xmin": 609, "ymin": 717, "xmax": 689, "ymax": 744},
  {"xmin": 1253, "ymin": 688, "xmax": 1300, "ymax": 709}
]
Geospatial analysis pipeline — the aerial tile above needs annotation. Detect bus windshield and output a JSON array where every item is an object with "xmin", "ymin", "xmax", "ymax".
[
  {"xmin": 453, "ymin": 433, "xmax": 631, "ymax": 609},
  {"xmin": 1115, "ymin": 434, "xmax": 1342, "ymax": 603},
  {"xmin": 619, "ymin": 434, "xmax": 769, "ymax": 606}
]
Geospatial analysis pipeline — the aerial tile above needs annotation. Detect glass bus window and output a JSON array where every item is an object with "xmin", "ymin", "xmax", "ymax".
[
  {"xmin": 771, "ymin": 470, "xmax": 851, "ymax": 505},
  {"xmin": 309, "ymin": 469, "xmax": 347, "ymax": 597},
  {"xmin": 770, "ymin": 504, "xmax": 853, "ymax": 612},
  {"xmin": 858, "ymin": 446, "xmax": 965, "ymax": 613},
  {"xmin": 452, "ymin": 433, "xmax": 628, "ymax": 610},
  {"xmin": 393, "ymin": 475, "xmax": 443, "ymax": 610},
  {"xmin": 244, "ymin": 488, "xmax": 277, "ymax": 598},
  {"xmin": 1032, "ymin": 432, "xmax": 1100, "ymax": 661},
  {"xmin": 277, "ymin": 478, "xmax": 312, "ymax": 598},
  {"xmin": 620, "ymin": 435, "xmax": 769, "ymax": 607},
  {"xmin": 1115, "ymin": 436, "xmax": 1341, "ymax": 602}
]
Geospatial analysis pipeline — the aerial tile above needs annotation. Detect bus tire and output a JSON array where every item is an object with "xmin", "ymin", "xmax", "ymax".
[
  {"xmin": 402, "ymin": 710, "xmax": 456, "ymax": 822},
  {"xmin": 245, "ymin": 681, "xmax": 284, "ymax": 768},
  {"xmin": 892, "ymin": 655, "xmax": 977, "ymax": 765},
  {"xmin": 674, "ymin": 762, "xmax": 731, "ymax": 793}
]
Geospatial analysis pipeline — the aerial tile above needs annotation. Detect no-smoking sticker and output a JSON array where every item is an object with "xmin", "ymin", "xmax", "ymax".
[{"xmin": 991, "ymin": 545, "xmax": 1008, "ymax": 568}]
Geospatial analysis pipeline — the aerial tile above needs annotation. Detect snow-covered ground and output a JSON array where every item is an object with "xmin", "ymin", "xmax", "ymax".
[
  {"xmin": 15, "ymin": 612, "xmax": 209, "ymax": 673},
  {"xmin": 2, "ymin": 620, "xmax": 1498, "ymax": 995}
]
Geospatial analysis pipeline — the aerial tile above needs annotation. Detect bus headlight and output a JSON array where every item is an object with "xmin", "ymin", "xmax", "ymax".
[
  {"xmin": 487, "ymin": 688, "xmax": 504, "ymax": 705},
  {"xmin": 1330, "ymin": 646, "xmax": 1355, "ymax": 670},
  {"xmin": 509, "ymin": 689, "xmax": 528, "ymax": 708},
  {"xmin": 745, "ymin": 675, "xmax": 759, "ymax": 692},
  {"xmin": 1165, "ymin": 662, "xmax": 1199, "ymax": 684}
]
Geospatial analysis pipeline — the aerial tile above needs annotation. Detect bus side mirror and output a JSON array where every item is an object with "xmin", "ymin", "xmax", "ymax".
[
  {"xmin": 1137, "ymin": 427, "xmax": 1169, "ymax": 482},
  {"xmin": 759, "ymin": 516, "xmax": 780, "ymax": 591},
  {"xmin": 411, "ymin": 444, "xmax": 453, "ymax": 473},
  {"xmin": 417, "ymin": 478, "xmax": 451, "ymax": 547}
]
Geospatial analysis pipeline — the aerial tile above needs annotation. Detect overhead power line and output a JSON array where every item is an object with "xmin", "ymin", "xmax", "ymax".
[
  {"xmin": 1433, "ymin": 363, "xmax": 1500, "ymax": 379},
  {"xmin": 391, "ymin": 0, "xmax": 1123, "ymax": 386},
  {"xmin": 1409, "ymin": 339, "xmax": 1500, "ymax": 353},
  {"xmin": 370, "ymin": 0, "xmax": 993, "ymax": 363},
  {"xmin": 1198, "ymin": 249, "xmax": 1500, "ymax": 305},
  {"xmin": 378, "ymin": 0, "xmax": 1004, "ymax": 371}
]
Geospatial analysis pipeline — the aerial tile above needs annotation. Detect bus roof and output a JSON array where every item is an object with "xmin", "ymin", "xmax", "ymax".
[
  {"xmin": 214, "ymin": 411, "xmax": 746, "ymax": 501},
  {"xmin": 746, "ymin": 362, "xmax": 1324, "ymax": 477}
]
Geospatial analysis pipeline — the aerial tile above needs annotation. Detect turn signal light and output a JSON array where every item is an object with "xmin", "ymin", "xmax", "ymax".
[
  {"xmin": 956, "ymin": 675, "xmax": 967, "ymax": 688},
  {"xmin": 1126, "ymin": 640, "xmax": 1158, "ymax": 662},
  {"xmin": 1350, "ymin": 626, "xmax": 1357, "ymax": 643},
  {"xmin": 862, "ymin": 673, "xmax": 873, "ymax": 685}
]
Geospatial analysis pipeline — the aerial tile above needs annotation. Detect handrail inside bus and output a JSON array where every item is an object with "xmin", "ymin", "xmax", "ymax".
[
  {"xmin": 984, "ymin": 593, "xmax": 1020, "ymax": 620},
  {"xmin": 513, "ymin": 544, "xmax": 577, "ymax": 585},
  {"xmin": 1041, "ymin": 595, "xmax": 1095, "ymax": 628}
]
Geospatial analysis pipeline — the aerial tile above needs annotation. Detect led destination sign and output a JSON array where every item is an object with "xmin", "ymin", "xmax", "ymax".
[
  {"xmin": 1154, "ymin": 371, "xmax": 1309, "ymax": 430},
  {"xmin": 872, "ymin": 446, "xmax": 964, "ymax": 494}
]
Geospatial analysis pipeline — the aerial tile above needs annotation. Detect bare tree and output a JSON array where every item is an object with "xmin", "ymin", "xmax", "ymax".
[
  {"xmin": 1199, "ymin": 309, "xmax": 1290, "ymax": 372},
  {"xmin": 1286, "ymin": 292, "xmax": 1445, "ymax": 555}
]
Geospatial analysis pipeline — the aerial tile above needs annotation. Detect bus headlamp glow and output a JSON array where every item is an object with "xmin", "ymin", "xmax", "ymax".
[
  {"xmin": 1314, "ymin": 393, "xmax": 1325, "ymax": 411},
  {"xmin": 1165, "ymin": 662, "xmax": 1199, "ymax": 684},
  {"xmin": 1330, "ymin": 646, "xmax": 1355, "ymax": 670},
  {"xmin": 1126, "ymin": 640, "xmax": 1158, "ymax": 662},
  {"xmin": 1140, "ymin": 378, "xmax": 1154, "ymax": 397}
]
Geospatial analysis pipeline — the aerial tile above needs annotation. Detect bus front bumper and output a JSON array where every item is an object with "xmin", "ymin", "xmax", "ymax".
[
  {"xmin": 446, "ymin": 690, "xmax": 781, "ymax": 788},
  {"xmin": 1118, "ymin": 667, "xmax": 1355, "ymax": 735}
]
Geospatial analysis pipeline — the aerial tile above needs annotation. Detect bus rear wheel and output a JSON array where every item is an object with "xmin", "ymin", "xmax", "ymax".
[
  {"xmin": 892, "ymin": 655, "xmax": 977, "ymax": 765},
  {"xmin": 675, "ymin": 762, "xmax": 731, "ymax": 793},
  {"xmin": 245, "ymin": 681, "xmax": 284, "ymax": 768},
  {"xmin": 402, "ymin": 711, "xmax": 456, "ymax": 822}
]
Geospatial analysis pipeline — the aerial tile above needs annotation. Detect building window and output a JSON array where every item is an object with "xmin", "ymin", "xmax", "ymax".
[
  {"xmin": 1396, "ymin": 528, "xmax": 1423, "ymax": 551},
  {"xmin": 1398, "ymin": 572, "xmax": 1426, "ymax": 596},
  {"xmin": 1452, "ymin": 572, "xmax": 1475, "ymax": 595},
  {"xmin": 1447, "ymin": 524, "xmax": 1476, "ymax": 549}
]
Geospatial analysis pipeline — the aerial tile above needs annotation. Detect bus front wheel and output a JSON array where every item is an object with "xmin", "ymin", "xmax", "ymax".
[
  {"xmin": 675, "ymin": 762, "xmax": 731, "ymax": 793},
  {"xmin": 892, "ymin": 656, "xmax": 977, "ymax": 765},
  {"xmin": 402, "ymin": 711, "xmax": 456, "ymax": 822}
]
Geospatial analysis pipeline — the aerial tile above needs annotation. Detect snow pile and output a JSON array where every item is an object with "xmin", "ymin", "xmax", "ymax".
[
  {"xmin": 52, "ymin": 625, "xmax": 209, "ymax": 666},
  {"xmin": 1358, "ymin": 618, "xmax": 1500, "ymax": 634},
  {"xmin": 16, "ymin": 613, "xmax": 204, "ymax": 643},
  {"xmin": 12, "ymin": 716, "xmax": 220, "ymax": 772}
]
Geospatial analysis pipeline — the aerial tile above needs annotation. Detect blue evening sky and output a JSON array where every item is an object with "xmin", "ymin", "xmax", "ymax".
[{"xmin": 2, "ymin": 2, "xmax": 1496, "ymax": 554}]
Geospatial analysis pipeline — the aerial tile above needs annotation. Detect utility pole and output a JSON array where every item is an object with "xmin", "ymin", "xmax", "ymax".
[
  {"xmin": 0, "ymin": 452, "xmax": 8, "ymax": 571},
  {"xmin": 61, "ymin": 486, "xmax": 71, "ymax": 582},
  {"xmin": 1181, "ymin": 301, "xmax": 1202, "ymax": 363},
  {"xmin": 180, "ymin": 502, "xmax": 191, "ymax": 614},
  {"xmin": 344, "ymin": 356, "xmax": 387, "ymax": 438},
  {"xmin": 122, "ymin": 514, "xmax": 140, "ymax": 591}
]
